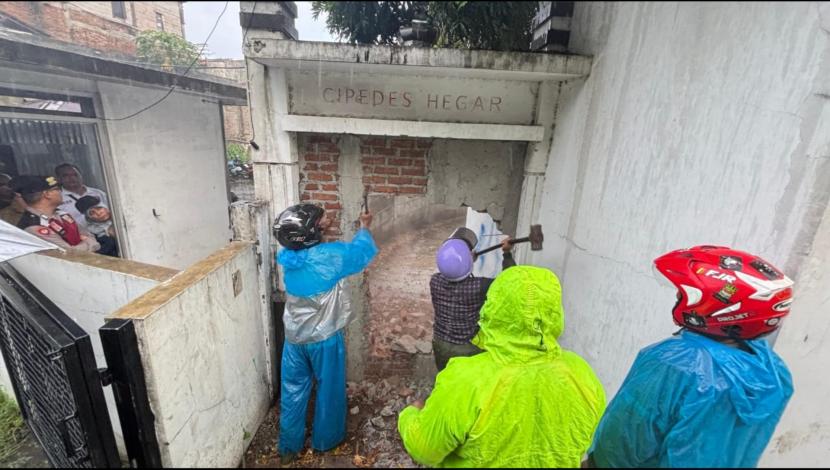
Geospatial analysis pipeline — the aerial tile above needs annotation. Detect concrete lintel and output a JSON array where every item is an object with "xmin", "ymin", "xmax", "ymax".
[
  {"xmin": 245, "ymin": 39, "xmax": 592, "ymax": 82},
  {"xmin": 282, "ymin": 115, "xmax": 545, "ymax": 142}
]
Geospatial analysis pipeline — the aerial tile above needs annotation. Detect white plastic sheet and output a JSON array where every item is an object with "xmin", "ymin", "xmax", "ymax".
[
  {"xmin": 0, "ymin": 219, "xmax": 60, "ymax": 262},
  {"xmin": 466, "ymin": 207, "xmax": 505, "ymax": 278}
]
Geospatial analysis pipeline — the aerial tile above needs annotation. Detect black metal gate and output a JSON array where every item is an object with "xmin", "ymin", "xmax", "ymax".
[{"xmin": 0, "ymin": 264, "xmax": 120, "ymax": 468}]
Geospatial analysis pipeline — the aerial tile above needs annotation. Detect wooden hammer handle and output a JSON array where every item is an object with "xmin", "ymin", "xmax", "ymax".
[{"xmin": 474, "ymin": 237, "xmax": 529, "ymax": 256}]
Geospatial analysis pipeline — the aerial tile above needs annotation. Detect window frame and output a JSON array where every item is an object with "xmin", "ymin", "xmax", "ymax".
[
  {"xmin": 0, "ymin": 87, "xmax": 96, "ymax": 119},
  {"xmin": 111, "ymin": 1, "xmax": 127, "ymax": 20},
  {"xmin": 155, "ymin": 12, "xmax": 164, "ymax": 31}
]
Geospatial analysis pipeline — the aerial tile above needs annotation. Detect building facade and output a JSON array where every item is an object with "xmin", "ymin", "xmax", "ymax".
[
  {"xmin": 197, "ymin": 58, "xmax": 253, "ymax": 149},
  {"xmin": 0, "ymin": 1, "xmax": 185, "ymax": 56}
]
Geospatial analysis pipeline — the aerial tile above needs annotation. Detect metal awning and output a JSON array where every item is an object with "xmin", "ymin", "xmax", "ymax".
[{"xmin": 0, "ymin": 28, "xmax": 247, "ymax": 105}]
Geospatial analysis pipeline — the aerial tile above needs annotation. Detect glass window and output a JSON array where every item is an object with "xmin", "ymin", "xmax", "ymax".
[
  {"xmin": 155, "ymin": 12, "xmax": 164, "ymax": 31},
  {"xmin": 111, "ymin": 1, "xmax": 126, "ymax": 20},
  {"xmin": 0, "ymin": 118, "xmax": 106, "ymax": 189},
  {"xmin": 0, "ymin": 88, "xmax": 95, "ymax": 118}
]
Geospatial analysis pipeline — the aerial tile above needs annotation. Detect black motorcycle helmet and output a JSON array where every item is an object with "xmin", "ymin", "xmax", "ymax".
[{"xmin": 273, "ymin": 203, "xmax": 326, "ymax": 250}]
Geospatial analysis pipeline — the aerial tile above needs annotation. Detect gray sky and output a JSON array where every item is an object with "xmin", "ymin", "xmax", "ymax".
[{"xmin": 182, "ymin": 1, "xmax": 338, "ymax": 59}]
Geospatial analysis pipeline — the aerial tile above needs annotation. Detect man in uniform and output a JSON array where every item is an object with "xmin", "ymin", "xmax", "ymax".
[{"xmin": 11, "ymin": 175, "xmax": 100, "ymax": 252}]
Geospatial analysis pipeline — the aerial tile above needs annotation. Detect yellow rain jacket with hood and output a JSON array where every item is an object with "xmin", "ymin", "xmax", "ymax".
[{"xmin": 398, "ymin": 266, "xmax": 606, "ymax": 467}]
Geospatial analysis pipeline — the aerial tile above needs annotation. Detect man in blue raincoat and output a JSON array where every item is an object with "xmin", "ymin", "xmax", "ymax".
[
  {"xmin": 273, "ymin": 203, "xmax": 377, "ymax": 465},
  {"xmin": 588, "ymin": 245, "xmax": 795, "ymax": 468}
]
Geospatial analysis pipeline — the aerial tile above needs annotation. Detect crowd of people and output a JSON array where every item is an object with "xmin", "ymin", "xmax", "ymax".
[
  {"xmin": 0, "ymin": 163, "xmax": 118, "ymax": 257},
  {"xmin": 273, "ymin": 202, "xmax": 796, "ymax": 468}
]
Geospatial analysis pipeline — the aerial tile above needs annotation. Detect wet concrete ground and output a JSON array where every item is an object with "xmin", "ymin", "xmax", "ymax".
[{"xmin": 0, "ymin": 432, "xmax": 50, "ymax": 469}]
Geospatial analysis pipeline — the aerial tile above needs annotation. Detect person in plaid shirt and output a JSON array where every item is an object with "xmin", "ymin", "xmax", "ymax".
[{"xmin": 430, "ymin": 227, "xmax": 515, "ymax": 372}]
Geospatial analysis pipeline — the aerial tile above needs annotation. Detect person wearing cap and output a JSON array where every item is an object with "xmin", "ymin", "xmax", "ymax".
[
  {"xmin": 75, "ymin": 195, "xmax": 119, "ymax": 257},
  {"xmin": 12, "ymin": 175, "xmax": 100, "ymax": 252},
  {"xmin": 430, "ymin": 227, "xmax": 515, "ymax": 372},
  {"xmin": 54, "ymin": 163, "xmax": 108, "ymax": 227},
  {"xmin": 0, "ymin": 173, "xmax": 26, "ymax": 226}
]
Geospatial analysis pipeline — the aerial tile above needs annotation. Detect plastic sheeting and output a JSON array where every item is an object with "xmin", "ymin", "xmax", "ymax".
[
  {"xmin": 279, "ymin": 330, "xmax": 346, "ymax": 455},
  {"xmin": 277, "ymin": 228, "xmax": 377, "ymax": 345},
  {"xmin": 0, "ymin": 219, "xmax": 59, "ymax": 262},
  {"xmin": 277, "ymin": 228, "xmax": 378, "ymax": 298},
  {"xmin": 398, "ymin": 266, "xmax": 606, "ymax": 468},
  {"xmin": 589, "ymin": 330, "xmax": 793, "ymax": 468},
  {"xmin": 283, "ymin": 280, "xmax": 351, "ymax": 344}
]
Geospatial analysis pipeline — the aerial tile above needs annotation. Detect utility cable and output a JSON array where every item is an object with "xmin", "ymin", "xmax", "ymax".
[{"xmin": 102, "ymin": 1, "xmax": 230, "ymax": 122}]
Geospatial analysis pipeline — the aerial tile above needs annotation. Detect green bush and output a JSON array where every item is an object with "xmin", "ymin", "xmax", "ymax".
[
  {"xmin": 135, "ymin": 30, "xmax": 200, "ymax": 66},
  {"xmin": 0, "ymin": 390, "xmax": 25, "ymax": 462},
  {"xmin": 226, "ymin": 143, "xmax": 250, "ymax": 163}
]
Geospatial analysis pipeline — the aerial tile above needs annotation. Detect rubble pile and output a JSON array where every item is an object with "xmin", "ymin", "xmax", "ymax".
[
  {"xmin": 244, "ymin": 376, "xmax": 435, "ymax": 468},
  {"xmin": 346, "ymin": 376, "xmax": 434, "ymax": 468},
  {"xmin": 367, "ymin": 217, "xmax": 468, "ymax": 358}
]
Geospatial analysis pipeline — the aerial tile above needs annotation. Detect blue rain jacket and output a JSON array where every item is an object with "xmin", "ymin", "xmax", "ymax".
[
  {"xmin": 590, "ymin": 330, "xmax": 793, "ymax": 468},
  {"xmin": 277, "ymin": 228, "xmax": 378, "ymax": 297}
]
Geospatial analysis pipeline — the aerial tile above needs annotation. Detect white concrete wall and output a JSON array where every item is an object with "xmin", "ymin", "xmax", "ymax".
[
  {"xmin": 98, "ymin": 82, "xmax": 232, "ymax": 270},
  {"xmin": 428, "ymin": 139, "xmax": 526, "ymax": 232},
  {"xmin": 761, "ymin": 201, "xmax": 830, "ymax": 466},
  {"xmin": 1, "ymin": 251, "xmax": 174, "ymax": 458},
  {"xmin": 533, "ymin": 2, "xmax": 830, "ymax": 464},
  {"xmin": 115, "ymin": 243, "xmax": 269, "ymax": 467}
]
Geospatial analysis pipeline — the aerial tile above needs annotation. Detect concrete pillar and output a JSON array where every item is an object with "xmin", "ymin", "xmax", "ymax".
[
  {"xmin": 337, "ymin": 136, "xmax": 370, "ymax": 381},
  {"xmin": 515, "ymin": 81, "xmax": 560, "ymax": 262},
  {"xmin": 530, "ymin": 2, "xmax": 575, "ymax": 52},
  {"xmin": 241, "ymin": 1, "xmax": 298, "ymax": 295},
  {"xmin": 230, "ymin": 200, "xmax": 278, "ymax": 397}
]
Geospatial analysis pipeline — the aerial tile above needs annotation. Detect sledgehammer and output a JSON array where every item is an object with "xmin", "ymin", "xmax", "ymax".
[{"xmin": 474, "ymin": 224, "xmax": 544, "ymax": 256}]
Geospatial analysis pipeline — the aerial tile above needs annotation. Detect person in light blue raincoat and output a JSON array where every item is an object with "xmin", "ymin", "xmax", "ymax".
[
  {"xmin": 273, "ymin": 203, "xmax": 377, "ymax": 465},
  {"xmin": 588, "ymin": 245, "xmax": 795, "ymax": 468}
]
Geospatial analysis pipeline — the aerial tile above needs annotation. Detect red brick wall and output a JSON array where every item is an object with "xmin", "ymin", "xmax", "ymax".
[
  {"xmin": 299, "ymin": 135, "xmax": 343, "ymax": 239},
  {"xmin": 298, "ymin": 135, "xmax": 433, "ymax": 240},
  {"xmin": 361, "ymin": 137, "xmax": 431, "ymax": 195},
  {"xmin": 0, "ymin": 1, "xmax": 184, "ymax": 57}
]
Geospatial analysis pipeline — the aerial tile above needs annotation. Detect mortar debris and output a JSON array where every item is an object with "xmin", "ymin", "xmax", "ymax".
[{"xmin": 243, "ymin": 377, "xmax": 434, "ymax": 468}]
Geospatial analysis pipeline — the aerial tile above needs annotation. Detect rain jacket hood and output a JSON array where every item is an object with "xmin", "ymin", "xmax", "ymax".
[
  {"xmin": 590, "ymin": 330, "xmax": 793, "ymax": 468},
  {"xmin": 399, "ymin": 266, "xmax": 606, "ymax": 468},
  {"xmin": 472, "ymin": 266, "xmax": 564, "ymax": 364}
]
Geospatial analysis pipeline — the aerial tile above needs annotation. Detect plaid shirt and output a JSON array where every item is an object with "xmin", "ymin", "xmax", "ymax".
[{"xmin": 430, "ymin": 253, "xmax": 515, "ymax": 344}]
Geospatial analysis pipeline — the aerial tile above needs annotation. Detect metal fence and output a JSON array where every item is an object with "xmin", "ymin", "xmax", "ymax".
[{"xmin": 0, "ymin": 264, "xmax": 120, "ymax": 468}]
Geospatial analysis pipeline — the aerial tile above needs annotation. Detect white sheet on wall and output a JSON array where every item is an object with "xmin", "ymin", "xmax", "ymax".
[
  {"xmin": 0, "ymin": 219, "xmax": 59, "ymax": 262},
  {"xmin": 466, "ymin": 207, "xmax": 505, "ymax": 279}
]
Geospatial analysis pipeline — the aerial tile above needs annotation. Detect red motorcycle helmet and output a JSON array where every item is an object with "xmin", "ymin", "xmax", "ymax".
[{"xmin": 653, "ymin": 245, "xmax": 794, "ymax": 340}]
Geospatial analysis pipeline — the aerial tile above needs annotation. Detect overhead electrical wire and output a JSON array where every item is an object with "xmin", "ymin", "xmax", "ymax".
[{"xmin": 102, "ymin": 1, "xmax": 230, "ymax": 122}]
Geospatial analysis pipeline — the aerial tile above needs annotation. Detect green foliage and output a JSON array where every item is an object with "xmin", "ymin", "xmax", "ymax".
[
  {"xmin": 0, "ymin": 391, "xmax": 25, "ymax": 462},
  {"xmin": 135, "ymin": 30, "xmax": 200, "ymax": 66},
  {"xmin": 226, "ymin": 142, "xmax": 249, "ymax": 162},
  {"xmin": 429, "ymin": 1, "xmax": 536, "ymax": 51},
  {"xmin": 310, "ymin": 1, "xmax": 537, "ymax": 51}
]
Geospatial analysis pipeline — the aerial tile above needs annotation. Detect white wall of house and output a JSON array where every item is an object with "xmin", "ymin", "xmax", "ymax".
[
  {"xmin": 532, "ymin": 2, "xmax": 829, "ymax": 465},
  {"xmin": 98, "ymin": 81, "xmax": 232, "ymax": 270},
  {"xmin": 1, "ymin": 251, "xmax": 174, "ymax": 459},
  {"xmin": 0, "ymin": 66, "xmax": 234, "ymax": 270},
  {"xmin": 111, "ymin": 242, "xmax": 270, "ymax": 467}
]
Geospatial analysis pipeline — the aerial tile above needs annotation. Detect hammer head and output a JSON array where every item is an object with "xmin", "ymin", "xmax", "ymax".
[{"xmin": 529, "ymin": 224, "xmax": 544, "ymax": 251}]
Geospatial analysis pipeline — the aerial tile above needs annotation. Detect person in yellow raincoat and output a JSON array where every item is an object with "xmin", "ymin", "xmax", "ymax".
[{"xmin": 397, "ymin": 265, "xmax": 606, "ymax": 468}]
